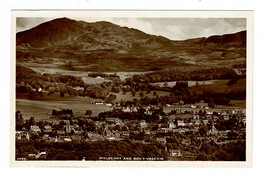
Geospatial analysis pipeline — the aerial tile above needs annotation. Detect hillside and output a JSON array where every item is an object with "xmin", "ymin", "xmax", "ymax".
[{"xmin": 16, "ymin": 17, "xmax": 246, "ymax": 72}]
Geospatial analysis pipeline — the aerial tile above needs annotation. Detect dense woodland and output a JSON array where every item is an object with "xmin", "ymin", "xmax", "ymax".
[
  {"xmin": 15, "ymin": 139, "xmax": 245, "ymax": 161},
  {"xmin": 130, "ymin": 67, "xmax": 237, "ymax": 83},
  {"xmin": 88, "ymin": 72, "xmax": 120, "ymax": 79},
  {"xmin": 16, "ymin": 65, "xmax": 246, "ymax": 106}
]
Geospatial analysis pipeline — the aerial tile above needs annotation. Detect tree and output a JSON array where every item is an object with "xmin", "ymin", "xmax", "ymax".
[
  {"xmin": 112, "ymin": 78, "xmax": 121, "ymax": 87},
  {"xmin": 159, "ymin": 100, "xmax": 166, "ymax": 107},
  {"xmin": 67, "ymin": 87, "xmax": 74, "ymax": 96},
  {"xmin": 106, "ymin": 94, "xmax": 117, "ymax": 103},
  {"xmin": 174, "ymin": 81, "xmax": 188, "ymax": 90},
  {"xmin": 112, "ymin": 87, "xmax": 120, "ymax": 93},
  {"xmin": 85, "ymin": 110, "xmax": 93, "ymax": 116},
  {"xmin": 28, "ymin": 91, "xmax": 36, "ymax": 100},
  {"xmin": 152, "ymin": 124, "xmax": 159, "ymax": 131},
  {"xmin": 131, "ymin": 90, "xmax": 136, "ymax": 97},
  {"xmin": 196, "ymin": 151, "xmax": 209, "ymax": 161},
  {"xmin": 122, "ymin": 126, "xmax": 128, "ymax": 131},
  {"xmin": 24, "ymin": 120, "xmax": 31, "ymax": 130},
  {"xmin": 122, "ymin": 87, "xmax": 130, "ymax": 94},
  {"xmin": 208, "ymin": 98, "xmax": 215, "ymax": 108},
  {"xmin": 29, "ymin": 117, "xmax": 36, "ymax": 126},
  {"xmin": 85, "ymin": 84, "xmax": 108, "ymax": 99},
  {"xmin": 139, "ymin": 92, "xmax": 144, "ymax": 98},
  {"xmin": 166, "ymin": 143, "xmax": 173, "ymax": 151},
  {"xmin": 60, "ymin": 91, "xmax": 65, "ymax": 97},
  {"xmin": 198, "ymin": 126, "xmax": 208, "ymax": 136},
  {"xmin": 16, "ymin": 111, "xmax": 24, "ymax": 130},
  {"xmin": 38, "ymin": 121, "xmax": 47, "ymax": 131},
  {"xmin": 84, "ymin": 121, "xmax": 96, "ymax": 132},
  {"xmin": 227, "ymin": 130, "xmax": 237, "ymax": 139},
  {"xmin": 133, "ymin": 98, "xmax": 140, "ymax": 107},
  {"xmin": 163, "ymin": 82, "xmax": 168, "ymax": 88},
  {"xmin": 114, "ymin": 124, "xmax": 121, "ymax": 131}
]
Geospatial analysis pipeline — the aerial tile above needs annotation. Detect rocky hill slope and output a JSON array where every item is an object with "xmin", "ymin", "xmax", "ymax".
[{"xmin": 16, "ymin": 17, "xmax": 246, "ymax": 72}]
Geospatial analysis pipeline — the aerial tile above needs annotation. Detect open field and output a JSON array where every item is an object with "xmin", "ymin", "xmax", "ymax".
[
  {"xmin": 27, "ymin": 66, "xmax": 112, "ymax": 84},
  {"xmin": 16, "ymin": 96, "xmax": 245, "ymax": 122},
  {"xmin": 230, "ymin": 100, "xmax": 246, "ymax": 107},
  {"xmin": 16, "ymin": 74, "xmax": 246, "ymax": 121},
  {"xmin": 150, "ymin": 79, "xmax": 230, "ymax": 88},
  {"xmin": 17, "ymin": 62, "xmax": 151, "ymax": 84},
  {"xmin": 16, "ymin": 95, "xmax": 113, "ymax": 121},
  {"xmin": 188, "ymin": 78, "xmax": 246, "ymax": 95},
  {"xmin": 227, "ymin": 78, "xmax": 246, "ymax": 93},
  {"xmin": 188, "ymin": 79, "xmax": 230, "ymax": 93},
  {"xmin": 150, "ymin": 79, "xmax": 246, "ymax": 98},
  {"xmin": 16, "ymin": 90, "xmax": 171, "ymax": 121}
]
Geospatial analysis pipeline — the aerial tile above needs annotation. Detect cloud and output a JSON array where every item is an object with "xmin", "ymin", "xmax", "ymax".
[
  {"xmin": 16, "ymin": 17, "xmax": 246, "ymax": 40},
  {"xmin": 112, "ymin": 18, "xmax": 154, "ymax": 35},
  {"xmin": 16, "ymin": 17, "xmax": 55, "ymax": 32},
  {"xmin": 149, "ymin": 18, "xmax": 246, "ymax": 40}
]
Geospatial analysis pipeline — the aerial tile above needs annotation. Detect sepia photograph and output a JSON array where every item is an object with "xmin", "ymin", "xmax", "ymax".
[{"xmin": 10, "ymin": 10, "xmax": 253, "ymax": 167}]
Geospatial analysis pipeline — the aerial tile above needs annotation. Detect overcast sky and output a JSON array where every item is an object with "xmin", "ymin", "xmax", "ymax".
[{"xmin": 16, "ymin": 17, "xmax": 246, "ymax": 40}]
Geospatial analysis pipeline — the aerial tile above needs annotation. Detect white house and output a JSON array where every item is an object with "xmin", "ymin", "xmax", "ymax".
[
  {"xmin": 177, "ymin": 120, "xmax": 185, "ymax": 127},
  {"xmin": 169, "ymin": 150, "xmax": 182, "ymax": 157},
  {"xmin": 44, "ymin": 125, "xmax": 52, "ymax": 133},
  {"xmin": 169, "ymin": 122, "xmax": 176, "ymax": 129},
  {"xmin": 191, "ymin": 105, "xmax": 196, "ymax": 109},
  {"xmin": 122, "ymin": 107, "xmax": 131, "ymax": 112},
  {"xmin": 140, "ymin": 120, "xmax": 148, "ymax": 129},
  {"xmin": 30, "ymin": 125, "xmax": 41, "ymax": 133},
  {"xmin": 193, "ymin": 115, "xmax": 200, "ymax": 119},
  {"xmin": 106, "ymin": 103, "xmax": 113, "ymax": 107}
]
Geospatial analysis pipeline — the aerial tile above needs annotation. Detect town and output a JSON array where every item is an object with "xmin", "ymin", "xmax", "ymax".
[
  {"xmin": 15, "ymin": 102, "xmax": 246, "ymax": 161},
  {"xmin": 15, "ymin": 17, "xmax": 247, "ymax": 162}
]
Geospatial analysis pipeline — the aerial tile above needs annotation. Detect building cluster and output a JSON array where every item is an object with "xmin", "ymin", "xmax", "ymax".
[{"xmin": 16, "ymin": 106, "xmax": 246, "ymax": 159}]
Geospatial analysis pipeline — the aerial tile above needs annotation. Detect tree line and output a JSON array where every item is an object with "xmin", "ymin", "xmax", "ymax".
[
  {"xmin": 16, "ymin": 140, "xmax": 167, "ymax": 160},
  {"xmin": 131, "ymin": 66, "xmax": 237, "ymax": 83}
]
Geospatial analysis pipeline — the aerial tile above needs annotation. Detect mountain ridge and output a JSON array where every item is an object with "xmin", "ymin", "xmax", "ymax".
[{"xmin": 16, "ymin": 17, "xmax": 246, "ymax": 72}]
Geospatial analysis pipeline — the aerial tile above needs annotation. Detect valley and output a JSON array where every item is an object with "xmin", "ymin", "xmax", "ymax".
[{"xmin": 15, "ymin": 17, "xmax": 247, "ymax": 161}]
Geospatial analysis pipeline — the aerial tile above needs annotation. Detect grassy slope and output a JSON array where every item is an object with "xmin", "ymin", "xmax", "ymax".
[
  {"xmin": 188, "ymin": 78, "xmax": 246, "ymax": 95},
  {"xmin": 16, "ymin": 75, "xmax": 246, "ymax": 121},
  {"xmin": 16, "ymin": 93, "xmax": 113, "ymax": 121}
]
